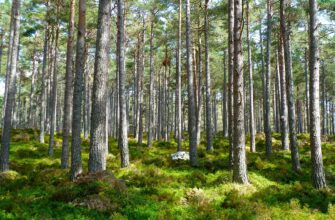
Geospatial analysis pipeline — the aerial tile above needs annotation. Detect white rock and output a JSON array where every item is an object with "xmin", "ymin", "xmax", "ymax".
[{"xmin": 171, "ymin": 151, "xmax": 190, "ymax": 161}]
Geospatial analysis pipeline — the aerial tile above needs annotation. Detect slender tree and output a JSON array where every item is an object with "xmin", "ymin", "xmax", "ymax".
[
  {"xmin": 222, "ymin": 49, "xmax": 228, "ymax": 137},
  {"xmin": 278, "ymin": 36, "xmax": 289, "ymax": 150},
  {"xmin": 148, "ymin": 9, "xmax": 155, "ymax": 148},
  {"xmin": 309, "ymin": 0, "xmax": 326, "ymax": 189},
  {"xmin": 61, "ymin": 0, "xmax": 75, "ymax": 169},
  {"xmin": 228, "ymin": 0, "xmax": 234, "ymax": 167},
  {"xmin": 264, "ymin": 0, "xmax": 272, "ymax": 158},
  {"xmin": 39, "ymin": 2, "xmax": 49, "ymax": 144},
  {"xmin": 48, "ymin": 7, "xmax": 60, "ymax": 157},
  {"xmin": 204, "ymin": 0, "xmax": 213, "ymax": 151},
  {"xmin": 186, "ymin": 0, "xmax": 198, "ymax": 166},
  {"xmin": 88, "ymin": 0, "xmax": 111, "ymax": 172},
  {"xmin": 28, "ymin": 49, "xmax": 37, "ymax": 128},
  {"xmin": 233, "ymin": 0, "xmax": 248, "ymax": 184},
  {"xmin": 0, "ymin": 0, "xmax": 20, "ymax": 171},
  {"xmin": 280, "ymin": 0, "xmax": 300, "ymax": 172},
  {"xmin": 175, "ymin": 0, "xmax": 182, "ymax": 151},
  {"xmin": 246, "ymin": 0, "xmax": 255, "ymax": 152},
  {"xmin": 117, "ymin": 0, "xmax": 129, "ymax": 168},
  {"xmin": 70, "ymin": 0, "xmax": 86, "ymax": 180}
]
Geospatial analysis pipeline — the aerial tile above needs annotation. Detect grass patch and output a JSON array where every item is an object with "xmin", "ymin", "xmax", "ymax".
[{"xmin": 0, "ymin": 129, "xmax": 335, "ymax": 219}]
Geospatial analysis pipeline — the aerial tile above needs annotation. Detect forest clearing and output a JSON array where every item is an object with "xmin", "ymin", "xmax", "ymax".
[{"xmin": 1, "ymin": 0, "xmax": 335, "ymax": 219}]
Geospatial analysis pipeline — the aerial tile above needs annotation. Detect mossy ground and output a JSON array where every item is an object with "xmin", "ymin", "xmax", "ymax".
[{"xmin": 1, "ymin": 129, "xmax": 335, "ymax": 219}]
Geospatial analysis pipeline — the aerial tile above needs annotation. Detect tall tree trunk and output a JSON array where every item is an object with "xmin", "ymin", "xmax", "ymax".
[
  {"xmin": 195, "ymin": 35, "xmax": 203, "ymax": 146},
  {"xmin": 264, "ymin": 0, "xmax": 272, "ymax": 158},
  {"xmin": 118, "ymin": 0, "xmax": 129, "ymax": 168},
  {"xmin": 138, "ymin": 19, "xmax": 145, "ymax": 145},
  {"xmin": 228, "ymin": 0, "xmax": 234, "ymax": 168},
  {"xmin": 83, "ymin": 46, "xmax": 90, "ymax": 139},
  {"xmin": 223, "ymin": 50, "xmax": 228, "ymax": 137},
  {"xmin": 233, "ymin": 0, "xmax": 248, "ymax": 184},
  {"xmin": 204, "ymin": 0, "xmax": 213, "ymax": 151},
  {"xmin": 39, "ymin": 3, "xmax": 49, "ymax": 144},
  {"xmin": 61, "ymin": 0, "xmax": 76, "ymax": 169},
  {"xmin": 175, "ymin": 0, "xmax": 182, "ymax": 151},
  {"xmin": 148, "ymin": 11, "xmax": 155, "ymax": 148},
  {"xmin": 88, "ymin": 0, "xmax": 111, "ymax": 172},
  {"xmin": 0, "ymin": 0, "xmax": 20, "ymax": 171},
  {"xmin": 186, "ymin": 0, "xmax": 198, "ymax": 166},
  {"xmin": 134, "ymin": 33, "xmax": 140, "ymax": 140},
  {"xmin": 70, "ymin": 0, "xmax": 86, "ymax": 180},
  {"xmin": 278, "ymin": 36, "xmax": 289, "ymax": 150},
  {"xmin": 309, "ymin": 0, "xmax": 326, "ymax": 189},
  {"xmin": 304, "ymin": 48, "xmax": 309, "ymax": 132},
  {"xmin": 281, "ymin": 0, "xmax": 301, "ymax": 171},
  {"xmin": 2, "ymin": 0, "xmax": 16, "ymax": 117},
  {"xmin": 275, "ymin": 58, "xmax": 281, "ymax": 132},
  {"xmin": 48, "ymin": 11, "xmax": 60, "ymax": 157},
  {"xmin": 321, "ymin": 66, "xmax": 326, "ymax": 135},
  {"xmin": 259, "ymin": 19, "xmax": 265, "ymax": 133},
  {"xmin": 246, "ymin": 0, "xmax": 255, "ymax": 152},
  {"xmin": 28, "ymin": 49, "xmax": 37, "ymax": 128}
]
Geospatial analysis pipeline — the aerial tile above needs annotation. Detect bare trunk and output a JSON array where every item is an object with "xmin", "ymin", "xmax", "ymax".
[
  {"xmin": 186, "ymin": 0, "xmax": 198, "ymax": 166},
  {"xmin": 118, "ymin": 0, "xmax": 129, "ymax": 168},
  {"xmin": 176, "ymin": 0, "xmax": 182, "ymax": 151},
  {"xmin": 28, "ymin": 49, "xmax": 37, "ymax": 128},
  {"xmin": 39, "ymin": 4, "xmax": 49, "ymax": 144},
  {"xmin": 148, "ymin": 11, "xmax": 155, "ymax": 147},
  {"xmin": 48, "ymin": 13, "xmax": 60, "ymax": 157},
  {"xmin": 89, "ymin": 0, "xmax": 111, "ymax": 172},
  {"xmin": 223, "ymin": 50, "xmax": 228, "ymax": 137},
  {"xmin": 281, "ymin": 0, "xmax": 300, "ymax": 171},
  {"xmin": 205, "ymin": 0, "xmax": 213, "ymax": 151},
  {"xmin": 304, "ymin": 49, "xmax": 310, "ymax": 131},
  {"xmin": 70, "ymin": 0, "xmax": 86, "ymax": 180},
  {"xmin": 264, "ymin": 0, "xmax": 272, "ymax": 158},
  {"xmin": 278, "ymin": 36, "xmax": 289, "ymax": 150},
  {"xmin": 309, "ymin": 0, "xmax": 326, "ymax": 189},
  {"xmin": 233, "ymin": 0, "xmax": 248, "ymax": 184},
  {"xmin": 228, "ymin": 0, "xmax": 234, "ymax": 168},
  {"xmin": 61, "ymin": 0, "xmax": 76, "ymax": 169},
  {"xmin": 246, "ymin": 0, "xmax": 255, "ymax": 152},
  {"xmin": 0, "ymin": 0, "xmax": 20, "ymax": 171}
]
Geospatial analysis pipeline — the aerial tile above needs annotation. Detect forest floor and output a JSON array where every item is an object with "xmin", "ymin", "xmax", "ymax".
[{"xmin": 1, "ymin": 129, "xmax": 335, "ymax": 219}]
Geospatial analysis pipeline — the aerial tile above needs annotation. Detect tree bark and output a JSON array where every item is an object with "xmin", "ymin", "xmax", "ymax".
[
  {"xmin": 309, "ymin": 0, "xmax": 326, "ymax": 189},
  {"xmin": 278, "ymin": 36, "xmax": 289, "ymax": 150},
  {"xmin": 28, "ymin": 49, "xmax": 37, "ymax": 128},
  {"xmin": 88, "ymin": 0, "xmax": 111, "ymax": 172},
  {"xmin": 246, "ymin": 0, "xmax": 255, "ymax": 152},
  {"xmin": 61, "ymin": 0, "xmax": 76, "ymax": 169},
  {"xmin": 39, "ymin": 3, "xmax": 49, "ymax": 144},
  {"xmin": 118, "ymin": 0, "xmax": 129, "ymax": 168},
  {"xmin": 48, "ymin": 11, "xmax": 60, "ymax": 157},
  {"xmin": 304, "ymin": 49, "xmax": 309, "ymax": 131},
  {"xmin": 280, "ymin": 0, "xmax": 301, "ymax": 171},
  {"xmin": 264, "ymin": 0, "xmax": 272, "ymax": 158},
  {"xmin": 186, "ymin": 0, "xmax": 198, "ymax": 166},
  {"xmin": 228, "ymin": 0, "xmax": 234, "ymax": 168},
  {"xmin": 70, "ymin": 0, "xmax": 86, "ymax": 180},
  {"xmin": 148, "ymin": 11, "xmax": 155, "ymax": 148},
  {"xmin": 204, "ymin": 0, "xmax": 213, "ymax": 151},
  {"xmin": 175, "ymin": 0, "xmax": 182, "ymax": 151},
  {"xmin": 233, "ymin": 0, "xmax": 248, "ymax": 184},
  {"xmin": 138, "ymin": 19, "xmax": 145, "ymax": 145},
  {"xmin": 223, "ymin": 50, "xmax": 228, "ymax": 137},
  {"xmin": 0, "ymin": 0, "xmax": 20, "ymax": 171}
]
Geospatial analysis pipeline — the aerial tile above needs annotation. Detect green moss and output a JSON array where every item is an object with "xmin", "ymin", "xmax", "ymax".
[{"xmin": 1, "ymin": 129, "xmax": 335, "ymax": 219}]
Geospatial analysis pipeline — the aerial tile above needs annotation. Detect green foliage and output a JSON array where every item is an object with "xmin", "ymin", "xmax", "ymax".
[{"xmin": 1, "ymin": 129, "xmax": 335, "ymax": 219}]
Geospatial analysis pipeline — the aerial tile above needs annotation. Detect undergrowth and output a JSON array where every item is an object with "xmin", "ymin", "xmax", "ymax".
[{"xmin": 1, "ymin": 129, "xmax": 335, "ymax": 219}]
